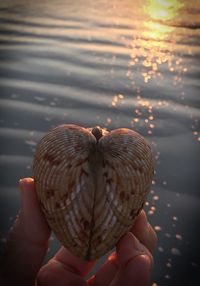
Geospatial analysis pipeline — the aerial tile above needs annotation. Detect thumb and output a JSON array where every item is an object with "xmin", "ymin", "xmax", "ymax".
[
  {"xmin": 112, "ymin": 232, "xmax": 153, "ymax": 286},
  {"xmin": 0, "ymin": 178, "xmax": 51, "ymax": 286}
]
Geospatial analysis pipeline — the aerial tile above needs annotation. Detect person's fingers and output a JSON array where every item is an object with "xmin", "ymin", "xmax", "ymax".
[
  {"xmin": 19, "ymin": 178, "xmax": 50, "ymax": 243},
  {"xmin": 54, "ymin": 246, "xmax": 96, "ymax": 276},
  {"xmin": 87, "ymin": 252, "xmax": 119, "ymax": 286},
  {"xmin": 88, "ymin": 231, "xmax": 153, "ymax": 286},
  {"xmin": 36, "ymin": 259, "xmax": 87, "ymax": 286},
  {"xmin": 111, "ymin": 232, "xmax": 153, "ymax": 286},
  {"xmin": 1, "ymin": 178, "xmax": 51, "ymax": 286},
  {"xmin": 116, "ymin": 232, "xmax": 153, "ymax": 268},
  {"xmin": 37, "ymin": 246, "xmax": 96, "ymax": 286},
  {"xmin": 88, "ymin": 210, "xmax": 156, "ymax": 286},
  {"xmin": 130, "ymin": 210, "xmax": 157, "ymax": 253},
  {"xmin": 112, "ymin": 255, "xmax": 152, "ymax": 286}
]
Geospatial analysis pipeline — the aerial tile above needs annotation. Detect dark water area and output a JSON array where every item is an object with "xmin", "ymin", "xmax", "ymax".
[{"xmin": 0, "ymin": 0, "xmax": 199, "ymax": 285}]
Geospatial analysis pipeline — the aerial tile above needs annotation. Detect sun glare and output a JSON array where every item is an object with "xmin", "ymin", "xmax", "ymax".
[
  {"xmin": 143, "ymin": 0, "xmax": 184, "ymax": 41},
  {"xmin": 127, "ymin": 0, "xmax": 185, "ymax": 84},
  {"xmin": 144, "ymin": 0, "xmax": 183, "ymax": 22},
  {"xmin": 126, "ymin": 0, "xmax": 186, "ymax": 132}
]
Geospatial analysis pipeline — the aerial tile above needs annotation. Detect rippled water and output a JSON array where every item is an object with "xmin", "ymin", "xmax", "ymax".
[{"xmin": 0, "ymin": 0, "xmax": 199, "ymax": 285}]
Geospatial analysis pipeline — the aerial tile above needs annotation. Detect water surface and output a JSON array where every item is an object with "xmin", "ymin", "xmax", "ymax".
[{"xmin": 0, "ymin": 0, "xmax": 200, "ymax": 285}]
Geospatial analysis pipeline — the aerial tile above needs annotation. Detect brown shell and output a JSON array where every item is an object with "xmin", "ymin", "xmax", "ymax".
[{"xmin": 33, "ymin": 124, "xmax": 154, "ymax": 260}]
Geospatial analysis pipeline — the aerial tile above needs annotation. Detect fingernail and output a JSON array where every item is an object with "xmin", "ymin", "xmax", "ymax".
[
  {"xmin": 19, "ymin": 178, "xmax": 34, "ymax": 191},
  {"xmin": 130, "ymin": 233, "xmax": 146, "ymax": 253},
  {"xmin": 136, "ymin": 210, "xmax": 152, "ymax": 240},
  {"xmin": 19, "ymin": 178, "xmax": 34, "ymax": 212}
]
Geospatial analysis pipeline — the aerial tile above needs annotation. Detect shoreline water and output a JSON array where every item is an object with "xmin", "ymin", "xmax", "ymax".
[{"xmin": 0, "ymin": 1, "xmax": 199, "ymax": 285}]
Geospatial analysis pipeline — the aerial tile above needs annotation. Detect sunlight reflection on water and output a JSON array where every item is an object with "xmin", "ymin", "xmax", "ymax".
[{"xmin": 0, "ymin": 0, "xmax": 199, "ymax": 285}]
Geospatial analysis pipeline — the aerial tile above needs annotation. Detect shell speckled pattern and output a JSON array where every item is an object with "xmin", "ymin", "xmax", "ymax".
[{"xmin": 33, "ymin": 124, "xmax": 154, "ymax": 261}]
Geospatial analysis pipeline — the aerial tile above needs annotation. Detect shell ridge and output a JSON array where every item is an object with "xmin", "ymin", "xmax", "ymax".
[{"xmin": 33, "ymin": 125, "xmax": 154, "ymax": 260}]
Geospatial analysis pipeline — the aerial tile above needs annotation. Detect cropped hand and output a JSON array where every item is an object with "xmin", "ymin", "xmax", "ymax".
[{"xmin": 0, "ymin": 178, "xmax": 157, "ymax": 286}]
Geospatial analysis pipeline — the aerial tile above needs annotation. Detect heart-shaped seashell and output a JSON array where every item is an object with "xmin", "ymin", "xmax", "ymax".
[{"xmin": 33, "ymin": 124, "xmax": 154, "ymax": 260}]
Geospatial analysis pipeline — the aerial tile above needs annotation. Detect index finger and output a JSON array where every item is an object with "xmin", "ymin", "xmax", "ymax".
[
  {"xmin": 37, "ymin": 245, "xmax": 96, "ymax": 285},
  {"xmin": 1, "ymin": 178, "xmax": 51, "ymax": 286},
  {"xmin": 55, "ymin": 246, "xmax": 96, "ymax": 276}
]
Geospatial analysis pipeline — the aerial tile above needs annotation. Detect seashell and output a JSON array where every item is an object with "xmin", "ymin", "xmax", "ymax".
[{"xmin": 33, "ymin": 124, "xmax": 154, "ymax": 260}]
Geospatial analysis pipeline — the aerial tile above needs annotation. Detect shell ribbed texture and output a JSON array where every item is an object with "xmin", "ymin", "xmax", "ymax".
[{"xmin": 33, "ymin": 124, "xmax": 154, "ymax": 260}]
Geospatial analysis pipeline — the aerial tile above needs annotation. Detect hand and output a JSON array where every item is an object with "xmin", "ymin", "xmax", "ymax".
[{"xmin": 0, "ymin": 178, "xmax": 157, "ymax": 286}]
